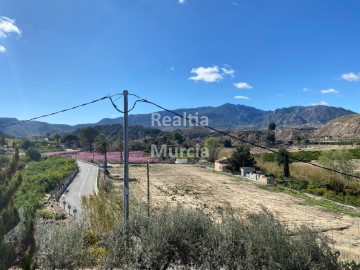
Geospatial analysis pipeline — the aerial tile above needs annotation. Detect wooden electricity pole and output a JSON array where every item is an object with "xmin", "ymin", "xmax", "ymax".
[
  {"xmin": 147, "ymin": 163, "xmax": 150, "ymax": 217},
  {"xmin": 123, "ymin": 90, "xmax": 129, "ymax": 221}
]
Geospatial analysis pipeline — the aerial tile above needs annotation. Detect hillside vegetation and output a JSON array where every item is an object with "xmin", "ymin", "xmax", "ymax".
[{"xmin": 0, "ymin": 153, "xmax": 77, "ymax": 269}]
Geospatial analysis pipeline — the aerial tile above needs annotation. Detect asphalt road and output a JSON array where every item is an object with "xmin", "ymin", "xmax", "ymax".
[{"xmin": 60, "ymin": 161, "xmax": 99, "ymax": 218}]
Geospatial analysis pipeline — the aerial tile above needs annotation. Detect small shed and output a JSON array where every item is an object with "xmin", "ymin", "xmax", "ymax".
[
  {"xmin": 249, "ymin": 171, "xmax": 275, "ymax": 185},
  {"xmin": 214, "ymin": 157, "xmax": 228, "ymax": 171},
  {"xmin": 175, "ymin": 159, "xmax": 188, "ymax": 164},
  {"xmin": 240, "ymin": 167, "xmax": 255, "ymax": 177}
]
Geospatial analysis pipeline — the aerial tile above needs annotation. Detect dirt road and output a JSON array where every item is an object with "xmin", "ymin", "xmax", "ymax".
[{"xmin": 111, "ymin": 164, "xmax": 360, "ymax": 261}]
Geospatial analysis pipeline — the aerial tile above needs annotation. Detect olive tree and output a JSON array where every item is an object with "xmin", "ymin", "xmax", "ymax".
[{"xmin": 204, "ymin": 137, "xmax": 220, "ymax": 162}]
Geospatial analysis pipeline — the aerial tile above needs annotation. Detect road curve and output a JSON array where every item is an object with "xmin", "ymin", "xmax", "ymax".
[{"xmin": 60, "ymin": 161, "xmax": 99, "ymax": 218}]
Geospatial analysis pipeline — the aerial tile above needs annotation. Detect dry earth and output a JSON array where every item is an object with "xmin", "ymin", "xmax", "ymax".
[{"xmin": 110, "ymin": 164, "xmax": 360, "ymax": 262}]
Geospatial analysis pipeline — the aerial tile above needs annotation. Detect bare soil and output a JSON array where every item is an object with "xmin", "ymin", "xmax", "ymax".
[{"xmin": 110, "ymin": 164, "xmax": 360, "ymax": 262}]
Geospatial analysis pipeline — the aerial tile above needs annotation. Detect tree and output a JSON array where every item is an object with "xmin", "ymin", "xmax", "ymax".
[
  {"xmin": 319, "ymin": 149, "xmax": 355, "ymax": 179},
  {"xmin": 61, "ymin": 134, "xmax": 79, "ymax": 148},
  {"xmin": 110, "ymin": 139, "xmax": 123, "ymax": 161},
  {"xmin": 277, "ymin": 147, "xmax": 291, "ymax": 177},
  {"xmin": 204, "ymin": 137, "xmax": 220, "ymax": 162},
  {"xmin": 0, "ymin": 136, "xmax": 5, "ymax": 145},
  {"xmin": 226, "ymin": 146, "xmax": 256, "ymax": 172},
  {"xmin": 79, "ymin": 127, "xmax": 99, "ymax": 152},
  {"xmin": 95, "ymin": 134, "xmax": 109, "ymax": 172},
  {"xmin": 26, "ymin": 147, "xmax": 41, "ymax": 161},
  {"xmin": 266, "ymin": 122, "xmax": 276, "ymax": 145},
  {"xmin": 174, "ymin": 133, "xmax": 184, "ymax": 144},
  {"xmin": 21, "ymin": 140, "xmax": 34, "ymax": 150},
  {"xmin": 54, "ymin": 134, "xmax": 61, "ymax": 146},
  {"xmin": 268, "ymin": 123, "xmax": 276, "ymax": 131},
  {"xmin": 223, "ymin": 139, "xmax": 232, "ymax": 148},
  {"xmin": 266, "ymin": 133, "xmax": 276, "ymax": 144}
]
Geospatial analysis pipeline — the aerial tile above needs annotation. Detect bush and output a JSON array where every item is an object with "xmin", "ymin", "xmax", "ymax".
[
  {"xmin": 25, "ymin": 147, "xmax": 41, "ymax": 161},
  {"xmin": 101, "ymin": 205, "xmax": 341, "ymax": 269},
  {"xmin": 35, "ymin": 221, "xmax": 90, "ymax": 269},
  {"xmin": 15, "ymin": 157, "xmax": 77, "ymax": 215}
]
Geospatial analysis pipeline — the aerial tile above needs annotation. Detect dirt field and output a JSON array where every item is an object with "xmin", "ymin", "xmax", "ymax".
[{"xmin": 110, "ymin": 164, "xmax": 360, "ymax": 262}]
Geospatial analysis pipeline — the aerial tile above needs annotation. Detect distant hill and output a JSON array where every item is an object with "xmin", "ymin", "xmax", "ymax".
[
  {"xmin": 0, "ymin": 104, "xmax": 356, "ymax": 137},
  {"xmin": 0, "ymin": 118, "xmax": 74, "ymax": 137},
  {"xmin": 316, "ymin": 114, "xmax": 360, "ymax": 140},
  {"xmin": 99, "ymin": 104, "xmax": 355, "ymax": 130}
]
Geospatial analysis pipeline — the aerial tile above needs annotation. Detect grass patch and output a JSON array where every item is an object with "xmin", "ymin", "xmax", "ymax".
[{"xmin": 259, "ymin": 185, "xmax": 360, "ymax": 217}]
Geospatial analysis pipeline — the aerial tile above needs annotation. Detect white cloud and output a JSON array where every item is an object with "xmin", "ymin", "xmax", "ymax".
[
  {"xmin": 178, "ymin": 0, "xmax": 186, "ymax": 4},
  {"xmin": 234, "ymin": 82, "xmax": 253, "ymax": 89},
  {"xmin": 311, "ymin": 101, "xmax": 329, "ymax": 106},
  {"xmin": 340, "ymin": 72, "xmax": 360, "ymax": 82},
  {"xmin": 189, "ymin": 64, "xmax": 236, "ymax": 83},
  {"xmin": 0, "ymin": 45, "xmax": 6, "ymax": 53},
  {"xmin": 221, "ymin": 66, "xmax": 235, "ymax": 76},
  {"xmin": 234, "ymin": 95, "xmax": 250, "ymax": 100},
  {"xmin": 0, "ymin": 17, "xmax": 21, "ymax": 38},
  {"xmin": 303, "ymin": 87, "xmax": 311, "ymax": 92},
  {"xmin": 321, "ymin": 88, "xmax": 339, "ymax": 94},
  {"xmin": 189, "ymin": 66, "xmax": 223, "ymax": 83}
]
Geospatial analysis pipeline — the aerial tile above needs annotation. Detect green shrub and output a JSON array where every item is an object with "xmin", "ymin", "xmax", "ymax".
[
  {"xmin": 101, "ymin": 205, "xmax": 341, "ymax": 269},
  {"xmin": 35, "ymin": 221, "xmax": 90, "ymax": 269},
  {"xmin": 15, "ymin": 157, "xmax": 77, "ymax": 215}
]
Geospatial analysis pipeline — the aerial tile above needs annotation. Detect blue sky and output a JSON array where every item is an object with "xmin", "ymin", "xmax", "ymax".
[{"xmin": 0, "ymin": 0, "xmax": 360, "ymax": 125}]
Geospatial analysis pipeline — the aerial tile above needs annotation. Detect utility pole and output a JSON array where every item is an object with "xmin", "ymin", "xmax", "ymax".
[
  {"xmin": 147, "ymin": 163, "xmax": 150, "ymax": 217},
  {"xmin": 123, "ymin": 90, "xmax": 129, "ymax": 221}
]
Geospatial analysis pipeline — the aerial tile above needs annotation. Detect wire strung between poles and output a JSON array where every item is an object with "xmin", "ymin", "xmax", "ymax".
[
  {"xmin": 130, "ymin": 93, "xmax": 360, "ymax": 181},
  {"xmin": 0, "ymin": 93, "xmax": 121, "ymax": 128}
]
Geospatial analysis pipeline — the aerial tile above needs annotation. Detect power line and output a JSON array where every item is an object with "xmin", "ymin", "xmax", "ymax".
[
  {"xmin": 0, "ymin": 93, "xmax": 121, "ymax": 128},
  {"xmin": 108, "ymin": 96, "xmax": 143, "ymax": 114},
  {"xmin": 131, "ymin": 93, "xmax": 360, "ymax": 181}
]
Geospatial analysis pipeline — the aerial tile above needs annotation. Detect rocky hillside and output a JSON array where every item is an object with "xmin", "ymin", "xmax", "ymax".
[{"xmin": 316, "ymin": 114, "xmax": 360, "ymax": 140}]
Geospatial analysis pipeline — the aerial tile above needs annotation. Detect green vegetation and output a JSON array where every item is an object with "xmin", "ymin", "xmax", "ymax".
[
  {"xmin": 319, "ymin": 149, "xmax": 355, "ymax": 177},
  {"xmin": 226, "ymin": 145, "xmax": 256, "ymax": 172},
  {"xmin": 25, "ymin": 147, "xmax": 41, "ymax": 161},
  {"xmin": 261, "ymin": 150, "xmax": 322, "ymax": 162},
  {"xmin": 18, "ymin": 138, "xmax": 64, "ymax": 153},
  {"xmin": 80, "ymin": 127, "xmax": 99, "ymax": 151},
  {"xmin": 35, "ymin": 203, "xmax": 342, "ymax": 269},
  {"xmin": 261, "ymin": 148, "xmax": 360, "ymax": 163},
  {"xmin": 259, "ymin": 185, "xmax": 360, "ymax": 218},
  {"xmin": 258, "ymin": 149, "xmax": 360, "ymax": 208},
  {"xmin": 204, "ymin": 136, "xmax": 220, "ymax": 162},
  {"xmin": 15, "ymin": 156, "xmax": 77, "ymax": 215},
  {"xmin": 0, "ymin": 150, "xmax": 21, "ymax": 269},
  {"xmin": 277, "ymin": 147, "xmax": 291, "ymax": 177},
  {"xmin": 0, "ymin": 150, "xmax": 77, "ymax": 269}
]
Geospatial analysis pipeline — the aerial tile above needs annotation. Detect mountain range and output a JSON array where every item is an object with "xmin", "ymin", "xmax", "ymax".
[{"xmin": 0, "ymin": 104, "xmax": 357, "ymax": 137}]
